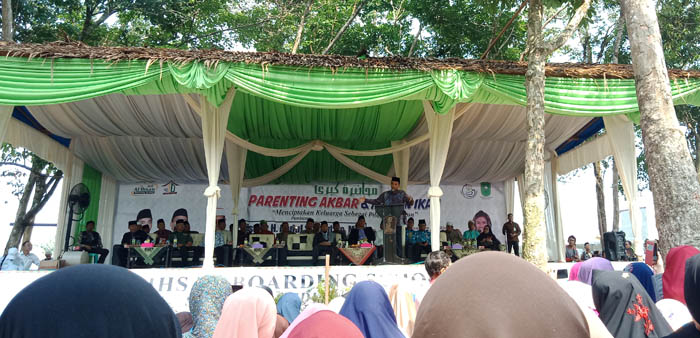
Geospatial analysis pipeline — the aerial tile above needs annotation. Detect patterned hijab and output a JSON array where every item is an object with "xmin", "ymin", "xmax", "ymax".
[
  {"xmin": 592, "ymin": 270, "xmax": 672, "ymax": 338},
  {"xmin": 184, "ymin": 275, "xmax": 232, "ymax": 338}
]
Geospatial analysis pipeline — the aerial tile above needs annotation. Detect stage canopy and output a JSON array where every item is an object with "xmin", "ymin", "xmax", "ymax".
[{"xmin": 2, "ymin": 42, "xmax": 700, "ymax": 264}]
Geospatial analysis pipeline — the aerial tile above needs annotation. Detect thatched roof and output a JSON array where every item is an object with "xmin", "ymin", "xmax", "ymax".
[{"xmin": 1, "ymin": 41, "xmax": 700, "ymax": 79}]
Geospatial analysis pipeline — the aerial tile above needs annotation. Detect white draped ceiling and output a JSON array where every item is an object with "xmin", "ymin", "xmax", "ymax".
[{"xmin": 27, "ymin": 94, "xmax": 593, "ymax": 185}]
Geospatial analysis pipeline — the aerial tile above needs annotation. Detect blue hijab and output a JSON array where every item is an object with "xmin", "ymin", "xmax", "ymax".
[
  {"xmin": 627, "ymin": 262, "xmax": 658, "ymax": 302},
  {"xmin": 277, "ymin": 293, "xmax": 302, "ymax": 324},
  {"xmin": 340, "ymin": 281, "xmax": 405, "ymax": 338}
]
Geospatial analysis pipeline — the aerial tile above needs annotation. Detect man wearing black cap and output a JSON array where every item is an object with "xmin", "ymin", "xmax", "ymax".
[
  {"xmin": 114, "ymin": 220, "xmax": 150, "ymax": 267},
  {"xmin": 78, "ymin": 220, "xmax": 109, "ymax": 264},
  {"xmin": 348, "ymin": 215, "xmax": 375, "ymax": 245},
  {"xmin": 170, "ymin": 208, "xmax": 188, "ymax": 231},
  {"xmin": 136, "ymin": 209, "xmax": 153, "ymax": 233},
  {"xmin": 168, "ymin": 220, "xmax": 197, "ymax": 267},
  {"xmin": 408, "ymin": 219, "xmax": 431, "ymax": 262},
  {"xmin": 359, "ymin": 177, "xmax": 413, "ymax": 258}
]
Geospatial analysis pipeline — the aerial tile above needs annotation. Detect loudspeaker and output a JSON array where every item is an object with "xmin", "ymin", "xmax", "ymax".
[{"xmin": 603, "ymin": 231, "xmax": 627, "ymax": 261}]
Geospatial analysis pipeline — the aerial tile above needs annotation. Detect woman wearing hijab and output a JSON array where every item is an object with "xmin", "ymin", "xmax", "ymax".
[
  {"xmin": 664, "ymin": 246, "xmax": 700, "ymax": 305},
  {"xmin": 277, "ymin": 293, "xmax": 302, "ymax": 324},
  {"xmin": 287, "ymin": 310, "xmax": 363, "ymax": 338},
  {"xmin": 570, "ymin": 261, "xmax": 584, "ymax": 281},
  {"xmin": 0, "ymin": 264, "xmax": 181, "ymax": 337},
  {"xmin": 476, "ymin": 225, "xmax": 501, "ymax": 251},
  {"xmin": 280, "ymin": 304, "xmax": 330, "ymax": 338},
  {"xmin": 592, "ymin": 270, "xmax": 672, "ymax": 338},
  {"xmin": 413, "ymin": 251, "xmax": 599, "ymax": 337},
  {"xmin": 625, "ymin": 262, "xmax": 659, "ymax": 302},
  {"xmin": 578, "ymin": 257, "xmax": 614, "ymax": 285},
  {"xmin": 665, "ymin": 254, "xmax": 700, "ymax": 337},
  {"xmin": 183, "ymin": 275, "xmax": 232, "ymax": 338},
  {"xmin": 177, "ymin": 312, "xmax": 194, "ymax": 334},
  {"xmin": 339, "ymin": 281, "xmax": 405, "ymax": 338},
  {"xmin": 213, "ymin": 287, "xmax": 276, "ymax": 338}
]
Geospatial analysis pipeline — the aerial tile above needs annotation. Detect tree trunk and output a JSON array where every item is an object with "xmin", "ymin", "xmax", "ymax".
[
  {"xmin": 292, "ymin": 0, "xmax": 314, "ymax": 54},
  {"xmin": 522, "ymin": 0, "xmax": 549, "ymax": 270},
  {"xmin": 594, "ymin": 161, "xmax": 607, "ymax": 239},
  {"xmin": 321, "ymin": 0, "xmax": 365, "ymax": 55},
  {"xmin": 3, "ymin": 160, "xmax": 40, "ymax": 255},
  {"xmin": 621, "ymin": 0, "xmax": 700, "ymax": 260},
  {"xmin": 407, "ymin": 23, "xmax": 422, "ymax": 57},
  {"xmin": 1, "ymin": 0, "xmax": 12, "ymax": 42},
  {"xmin": 612, "ymin": 159, "xmax": 620, "ymax": 231},
  {"xmin": 611, "ymin": 14, "xmax": 625, "ymax": 64}
]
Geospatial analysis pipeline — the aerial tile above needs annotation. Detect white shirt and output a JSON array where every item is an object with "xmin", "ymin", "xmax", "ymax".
[
  {"xmin": 17, "ymin": 252, "xmax": 40, "ymax": 271},
  {"xmin": 0, "ymin": 255, "xmax": 19, "ymax": 271},
  {"xmin": 375, "ymin": 230, "xmax": 384, "ymax": 246}
]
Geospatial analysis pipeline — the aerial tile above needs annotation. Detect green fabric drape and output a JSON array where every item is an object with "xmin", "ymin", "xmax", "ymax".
[
  {"xmin": 74, "ymin": 164, "xmax": 102, "ymax": 239},
  {"xmin": 3, "ymin": 57, "xmax": 699, "ymax": 120},
  {"xmin": 227, "ymin": 93, "xmax": 423, "ymax": 183}
]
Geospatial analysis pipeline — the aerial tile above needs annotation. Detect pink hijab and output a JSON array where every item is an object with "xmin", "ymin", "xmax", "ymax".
[
  {"xmin": 213, "ymin": 288, "xmax": 276, "ymax": 338},
  {"xmin": 569, "ymin": 262, "xmax": 583, "ymax": 281},
  {"xmin": 279, "ymin": 304, "xmax": 329, "ymax": 338}
]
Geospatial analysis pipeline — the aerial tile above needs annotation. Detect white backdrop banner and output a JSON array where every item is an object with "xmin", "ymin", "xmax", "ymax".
[
  {"xmin": 0, "ymin": 265, "xmax": 429, "ymax": 314},
  {"xmin": 112, "ymin": 182, "xmax": 506, "ymax": 246}
]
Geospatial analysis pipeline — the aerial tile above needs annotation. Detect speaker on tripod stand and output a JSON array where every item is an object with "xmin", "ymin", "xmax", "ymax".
[{"xmin": 603, "ymin": 231, "xmax": 627, "ymax": 261}]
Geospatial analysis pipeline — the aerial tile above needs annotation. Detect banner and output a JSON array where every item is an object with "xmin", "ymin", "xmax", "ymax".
[
  {"xmin": 0, "ymin": 266, "xmax": 429, "ymax": 313},
  {"xmin": 113, "ymin": 182, "xmax": 506, "ymax": 246}
]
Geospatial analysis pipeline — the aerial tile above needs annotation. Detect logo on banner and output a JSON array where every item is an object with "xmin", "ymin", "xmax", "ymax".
[
  {"xmin": 131, "ymin": 184, "xmax": 156, "ymax": 196},
  {"xmin": 162, "ymin": 181, "xmax": 179, "ymax": 195},
  {"xmin": 461, "ymin": 184, "xmax": 477, "ymax": 199},
  {"xmin": 480, "ymin": 182, "xmax": 492, "ymax": 198}
]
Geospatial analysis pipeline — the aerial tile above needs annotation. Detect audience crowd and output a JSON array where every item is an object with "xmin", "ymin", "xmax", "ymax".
[{"xmin": 2, "ymin": 243, "xmax": 700, "ymax": 338}]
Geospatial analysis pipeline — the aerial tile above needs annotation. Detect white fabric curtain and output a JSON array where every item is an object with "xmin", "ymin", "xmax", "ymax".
[
  {"xmin": 504, "ymin": 178, "xmax": 515, "ymax": 215},
  {"xmin": 423, "ymin": 101, "xmax": 456, "ymax": 250},
  {"xmin": 603, "ymin": 115, "xmax": 643, "ymax": 254},
  {"xmin": 97, "ymin": 174, "xmax": 117, "ymax": 263},
  {"xmin": 550, "ymin": 157, "xmax": 566, "ymax": 262},
  {"xmin": 392, "ymin": 140, "xmax": 410, "ymax": 191},
  {"xmin": 556, "ymin": 135, "xmax": 613, "ymax": 175},
  {"xmin": 244, "ymin": 149, "xmax": 313, "ymax": 187},
  {"xmin": 516, "ymin": 175, "xmax": 526, "ymax": 223},
  {"xmin": 0, "ymin": 105, "xmax": 13, "ymax": 144},
  {"xmin": 4, "ymin": 118, "xmax": 74, "ymax": 172},
  {"xmin": 184, "ymin": 88, "xmax": 236, "ymax": 269},
  {"xmin": 225, "ymin": 140, "xmax": 247, "ymax": 247},
  {"xmin": 543, "ymin": 161, "xmax": 559, "ymax": 261},
  {"xmin": 54, "ymin": 156, "xmax": 84, "ymax": 258}
]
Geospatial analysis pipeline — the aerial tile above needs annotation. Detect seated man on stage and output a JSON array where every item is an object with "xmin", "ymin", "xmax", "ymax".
[
  {"xmin": 235, "ymin": 219, "xmax": 249, "ymax": 245},
  {"xmin": 312, "ymin": 221, "xmax": 337, "ymax": 266},
  {"xmin": 348, "ymin": 215, "xmax": 375, "ymax": 245},
  {"xmin": 304, "ymin": 218, "xmax": 315, "ymax": 234},
  {"xmin": 183, "ymin": 221, "xmax": 199, "ymax": 234},
  {"xmin": 445, "ymin": 222, "xmax": 462, "ymax": 244},
  {"xmin": 214, "ymin": 216, "xmax": 233, "ymax": 266},
  {"xmin": 276, "ymin": 222, "xmax": 290, "ymax": 244},
  {"xmin": 409, "ymin": 219, "xmax": 431, "ymax": 262},
  {"xmin": 168, "ymin": 220, "xmax": 199, "ymax": 267},
  {"xmin": 115, "ymin": 220, "xmax": 150, "ymax": 267},
  {"xmin": 78, "ymin": 220, "xmax": 109, "ymax": 264},
  {"xmin": 333, "ymin": 221, "xmax": 347, "ymax": 241},
  {"xmin": 260, "ymin": 220, "xmax": 274, "ymax": 236},
  {"xmin": 153, "ymin": 219, "xmax": 171, "ymax": 245}
]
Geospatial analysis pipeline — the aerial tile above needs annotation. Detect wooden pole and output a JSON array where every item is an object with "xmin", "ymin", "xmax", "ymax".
[{"xmin": 324, "ymin": 254, "xmax": 330, "ymax": 304}]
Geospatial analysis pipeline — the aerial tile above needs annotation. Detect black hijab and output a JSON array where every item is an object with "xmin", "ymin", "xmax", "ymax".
[
  {"xmin": 592, "ymin": 270, "xmax": 672, "ymax": 338},
  {"xmin": 0, "ymin": 264, "xmax": 181, "ymax": 338}
]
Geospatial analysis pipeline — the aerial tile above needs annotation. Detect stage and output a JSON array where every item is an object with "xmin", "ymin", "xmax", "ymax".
[{"xmin": 0, "ymin": 260, "xmax": 634, "ymax": 313}]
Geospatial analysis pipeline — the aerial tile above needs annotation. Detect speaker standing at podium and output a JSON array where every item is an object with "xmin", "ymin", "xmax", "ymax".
[{"xmin": 359, "ymin": 177, "xmax": 413, "ymax": 257}]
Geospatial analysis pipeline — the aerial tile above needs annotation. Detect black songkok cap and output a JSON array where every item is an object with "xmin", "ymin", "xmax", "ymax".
[
  {"xmin": 137, "ymin": 209, "xmax": 152, "ymax": 220},
  {"xmin": 172, "ymin": 208, "xmax": 188, "ymax": 219}
]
